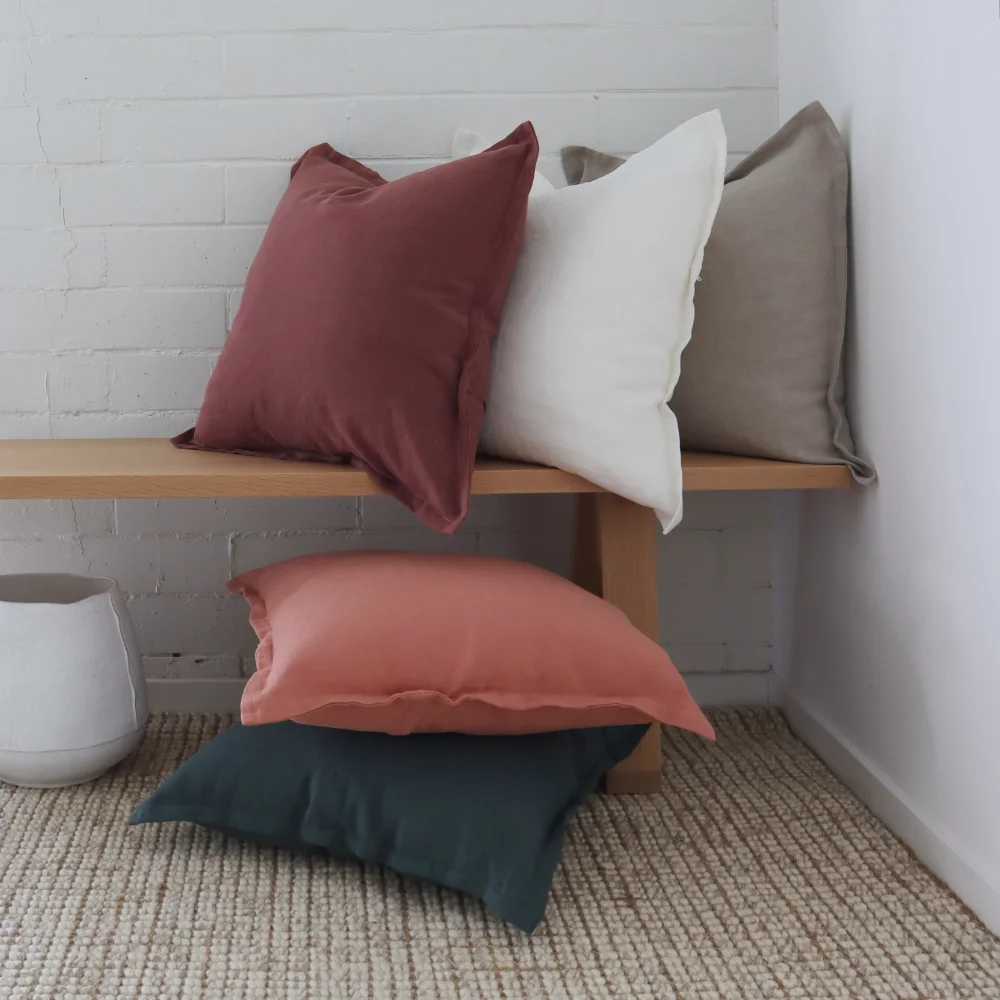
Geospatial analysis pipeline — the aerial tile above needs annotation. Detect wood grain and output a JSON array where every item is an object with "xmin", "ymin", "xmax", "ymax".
[
  {"xmin": 606, "ymin": 727, "xmax": 663, "ymax": 795},
  {"xmin": 588, "ymin": 494, "xmax": 664, "ymax": 795},
  {"xmin": 0, "ymin": 438, "xmax": 853, "ymax": 499},
  {"xmin": 571, "ymin": 493, "xmax": 601, "ymax": 596}
]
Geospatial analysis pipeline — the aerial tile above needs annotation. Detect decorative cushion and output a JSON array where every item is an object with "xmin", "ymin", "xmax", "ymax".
[
  {"xmin": 561, "ymin": 103, "xmax": 874, "ymax": 480},
  {"xmin": 452, "ymin": 127, "xmax": 555, "ymax": 194},
  {"xmin": 174, "ymin": 124, "xmax": 539, "ymax": 533},
  {"xmin": 231, "ymin": 551, "xmax": 714, "ymax": 740},
  {"xmin": 474, "ymin": 111, "xmax": 728, "ymax": 533},
  {"xmin": 129, "ymin": 719, "xmax": 649, "ymax": 932}
]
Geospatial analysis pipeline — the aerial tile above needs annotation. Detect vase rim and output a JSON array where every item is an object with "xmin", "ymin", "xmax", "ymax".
[{"xmin": 0, "ymin": 573, "xmax": 118, "ymax": 606}]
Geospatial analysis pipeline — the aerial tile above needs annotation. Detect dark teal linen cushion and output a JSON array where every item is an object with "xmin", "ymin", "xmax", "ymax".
[{"xmin": 129, "ymin": 720, "xmax": 648, "ymax": 932}]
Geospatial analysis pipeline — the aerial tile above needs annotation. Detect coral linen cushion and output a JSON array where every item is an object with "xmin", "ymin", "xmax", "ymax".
[
  {"xmin": 174, "ymin": 124, "xmax": 538, "ymax": 534},
  {"xmin": 231, "ymin": 552, "xmax": 713, "ymax": 740}
]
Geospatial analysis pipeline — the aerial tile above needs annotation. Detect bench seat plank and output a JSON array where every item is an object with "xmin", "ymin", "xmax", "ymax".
[{"xmin": 0, "ymin": 438, "xmax": 851, "ymax": 499}]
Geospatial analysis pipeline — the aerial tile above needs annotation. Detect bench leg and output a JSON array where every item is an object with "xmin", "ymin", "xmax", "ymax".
[{"xmin": 573, "ymin": 493, "xmax": 661, "ymax": 794}]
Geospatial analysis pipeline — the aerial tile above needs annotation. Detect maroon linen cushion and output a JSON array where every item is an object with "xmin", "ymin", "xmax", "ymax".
[{"xmin": 174, "ymin": 124, "xmax": 538, "ymax": 533}]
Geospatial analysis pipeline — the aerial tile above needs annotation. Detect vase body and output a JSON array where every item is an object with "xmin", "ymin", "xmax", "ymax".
[{"xmin": 0, "ymin": 573, "xmax": 148, "ymax": 787}]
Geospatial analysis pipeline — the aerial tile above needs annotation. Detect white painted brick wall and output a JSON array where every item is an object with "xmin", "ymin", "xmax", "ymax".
[{"xmin": 0, "ymin": 0, "xmax": 778, "ymax": 683}]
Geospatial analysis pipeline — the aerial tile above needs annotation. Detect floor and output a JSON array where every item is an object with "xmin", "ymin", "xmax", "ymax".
[{"xmin": 1, "ymin": 709, "xmax": 998, "ymax": 999}]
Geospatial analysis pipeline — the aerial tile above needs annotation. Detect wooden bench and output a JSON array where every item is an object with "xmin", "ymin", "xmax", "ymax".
[{"xmin": 0, "ymin": 439, "xmax": 851, "ymax": 793}]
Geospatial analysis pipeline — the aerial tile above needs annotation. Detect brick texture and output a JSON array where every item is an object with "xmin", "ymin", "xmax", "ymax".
[{"xmin": 0, "ymin": 0, "xmax": 778, "ymax": 680}]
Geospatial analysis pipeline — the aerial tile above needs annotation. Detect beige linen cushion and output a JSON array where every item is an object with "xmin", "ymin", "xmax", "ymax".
[{"xmin": 562, "ymin": 102, "xmax": 874, "ymax": 481}]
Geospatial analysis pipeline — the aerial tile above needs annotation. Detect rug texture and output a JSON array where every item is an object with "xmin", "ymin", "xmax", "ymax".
[{"xmin": 1, "ymin": 710, "xmax": 997, "ymax": 999}]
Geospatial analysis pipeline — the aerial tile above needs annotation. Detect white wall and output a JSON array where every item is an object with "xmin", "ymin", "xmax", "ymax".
[
  {"xmin": 1, "ymin": 0, "xmax": 779, "ymax": 693},
  {"xmin": 779, "ymin": 1, "xmax": 1000, "ymax": 931}
]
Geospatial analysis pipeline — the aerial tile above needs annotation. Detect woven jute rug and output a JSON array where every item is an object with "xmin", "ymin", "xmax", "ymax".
[{"xmin": 1, "ymin": 710, "xmax": 998, "ymax": 999}]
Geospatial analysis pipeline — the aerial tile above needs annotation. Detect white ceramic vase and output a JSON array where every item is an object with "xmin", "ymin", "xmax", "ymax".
[{"xmin": 0, "ymin": 573, "xmax": 148, "ymax": 788}]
